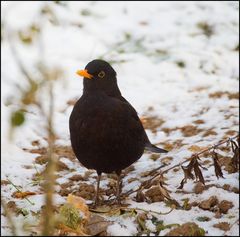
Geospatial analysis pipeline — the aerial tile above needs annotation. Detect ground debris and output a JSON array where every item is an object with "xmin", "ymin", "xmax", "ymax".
[
  {"xmin": 199, "ymin": 196, "xmax": 218, "ymax": 210},
  {"xmin": 213, "ymin": 222, "xmax": 230, "ymax": 231},
  {"xmin": 165, "ymin": 222, "xmax": 205, "ymax": 236},
  {"xmin": 218, "ymin": 200, "xmax": 233, "ymax": 214}
]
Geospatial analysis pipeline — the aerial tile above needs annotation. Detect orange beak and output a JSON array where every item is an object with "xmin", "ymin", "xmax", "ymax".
[{"xmin": 76, "ymin": 69, "xmax": 93, "ymax": 79}]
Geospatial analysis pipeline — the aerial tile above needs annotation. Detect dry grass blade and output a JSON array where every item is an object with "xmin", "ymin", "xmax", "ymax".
[{"xmin": 212, "ymin": 151, "xmax": 224, "ymax": 179}]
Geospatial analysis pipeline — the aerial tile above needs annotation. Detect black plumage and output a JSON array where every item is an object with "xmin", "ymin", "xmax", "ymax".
[{"xmin": 69, "ymin": 59, "xmax": 167, "ymax": 205}]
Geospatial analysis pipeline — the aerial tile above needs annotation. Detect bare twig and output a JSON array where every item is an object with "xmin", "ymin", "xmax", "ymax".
[
  {"xmin": 162, "ymin": 134, "xmax": 239, "ymax": 175},
  {"xmin": 6, "ymin": 178, "xmax": 35, "ymax": 206},
  {"xmin": 123, "ymin": 134, "xmax": 239, "ymax": 197}
]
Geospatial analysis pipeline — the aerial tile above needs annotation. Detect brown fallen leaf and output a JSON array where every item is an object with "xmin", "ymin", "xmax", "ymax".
[
  {"xmin": 67, "ymin": 194, "xmax": 90, "ymax": 221},
  {"xmin": 12, "ymin": 191, "xmax": 36, "ymax": 199},
  {"xmin": 188, "ymin": 145, "xmax": 205, "ymax": 152},
  {"xmin": 86, "ymin": 213, "xmax": 111, "ymax": 236},
  {"xmin": 57, "ymin": 223, "xmax": 89, "ymax": 236}
]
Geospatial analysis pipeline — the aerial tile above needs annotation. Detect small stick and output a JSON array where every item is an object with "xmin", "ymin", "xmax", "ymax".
[
  {"xmin": 123, "ymin": 134, "xmax": 239, "ymax": 197},
  {"xmin": 6, "ymin": 178, "xmax": 35, "ymax": 206}
]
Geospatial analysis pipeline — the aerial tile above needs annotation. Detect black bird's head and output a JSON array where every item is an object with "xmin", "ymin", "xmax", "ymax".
[{"xmin": 76, "ymin": 59, "xmax": 121, "ymax": 96}]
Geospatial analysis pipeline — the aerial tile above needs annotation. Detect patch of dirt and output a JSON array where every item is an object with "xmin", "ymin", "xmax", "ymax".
[
  {"xmin": 221, "ymin": 184, "xmax": 239, "ymax": 193},
  {"xmin": 218, "ymin": 200, "xmax": 233, "ymax": 214},
  {"xmin": 149, "ymin": 153, "xmax": 160, "ymax": 161},
  {"xmin": 69, "ymin": 175, "xmax": 84, "ymax": 182},
  {"xmin": 6, "ymin": 201, "xmax": 17, "ymax": 213},
  {"xmin": 31, "ymin": 140, "xmax": 40, "ymax": 146},
  {"xmin": 188, "ymin": 145, "xmax": 206, "ymax": 153},
  {"xmin": 161, "ymin": 156, "xmax": 173, "ymax": 165},
  {"xmin": 213, "ymin": 222, "xmax": 230, "ymax": 231},
  {"xmin": 158, "ymin": 139, "xmax": 185, "ymax": 150},
  {"xmin": 173, "ymin": 167, "xmax": 180, "ymax": 172},
  {"xmin": 209, "ymin": 91, "xmax": 239, "ymax": 100},
  {"xmin": 35, "ymin": 154, "xmax": 48, "ymax": 164},
  {"xmin": 83, "ymin": 170, "xmax": 95, "ymax": 179},
  {"xmin": 224, "ymin": 130, "xmax": 238, "ymax": 137},
  {"xmin": 145, "ymin": 185, "xmax": 165, "ymax": 202},
  {"xmin": 72, "ymin": 183, "xmax": 96, "ymax": 200},
  {"xmin": 194, "ymin": 182, "xmax": 205, "ymax": 194},
  {"xmin": 163, "ymin": 143, "xmax": 174, "ymax": 151},
  {"xmin": 1, "ymin": 180, "xmax": 10, "ymax": 186},
  {"xmin": 60, "ymin": 181, "xmax": 74, "ymax": 189},
  {"xmin": 141, "ymin": 115, "xmax": 165, "ymax": 133},
  {"xmin": 218, "ymin": 155, "xmax": 236, "ymax": 174},
  {"xmin": 59, "ymin": 188, "xmax": 72, "ymax": 197},
  {"xmin": 165, "ymin": 222, "xmax": 205, "ymax": 236},
  {"xmin": 86, "ymin": 213, "xmax": 110, "ymax": 236},
  {"xmin": 199, "ymin": 196, "xmax": 218, "ymax": 210},
  {"xmin": 32, "ymin": 145, "xmax": 76, "ymax": 165},
  {"xmin": 179, "ymin": 125, "xmax": 203, "ymax": 137},
  {"xmin": 55, "ymin": 146, "xmax": 76, "ymax": 161},
  {"xmin": 57, "ymin": 160, "xmax": 70, "ymax": 171},
  {"xmin": 161, "ymin": 127, "xmax": 178, "ymax": 135},
  {"xmin": 202, "ymin": 129, "xmax": 217, "ymax": 137},
  {"xmin": 193, "ymin": 119, "xmax": 205, "ymax": 124}
]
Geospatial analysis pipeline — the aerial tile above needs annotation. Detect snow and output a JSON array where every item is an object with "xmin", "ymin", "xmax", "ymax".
[{"xmin": 1, "ymin": 1, "xmax": 239, "ymax": 236}]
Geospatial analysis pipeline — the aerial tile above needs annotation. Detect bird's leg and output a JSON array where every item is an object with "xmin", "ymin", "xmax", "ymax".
[
  {"xmin": 94, "ymin": 172, "xmax": 101, "ymax": 207},
  {"xmin": 116, "ymin": 170, "xmax": 122, "ymax": 205}
]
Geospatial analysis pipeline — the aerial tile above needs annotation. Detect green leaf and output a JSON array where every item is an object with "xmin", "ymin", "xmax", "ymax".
[
  {"xmin": 196, "ymin": 216, "xmax": 210, "ymax": 222},
  {"xmin": 11, "ymin": 110, "xmax": 25, "ymax": 127}
]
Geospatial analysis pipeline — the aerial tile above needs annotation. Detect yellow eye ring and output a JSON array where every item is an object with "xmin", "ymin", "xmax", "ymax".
[{"xmin": 98, "ymin": 71, "xmax": 105, "ymax": 78}]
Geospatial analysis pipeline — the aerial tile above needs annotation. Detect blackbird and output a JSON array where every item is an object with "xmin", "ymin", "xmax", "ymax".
[{"xmin": 69, "ymin": 59, "xmax": 168, "ymax": 205}]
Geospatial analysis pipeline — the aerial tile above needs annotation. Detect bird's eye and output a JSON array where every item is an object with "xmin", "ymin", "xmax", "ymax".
[{"xmin": 98, "ymin": 71, "xmax": 105, "ymax": 78}]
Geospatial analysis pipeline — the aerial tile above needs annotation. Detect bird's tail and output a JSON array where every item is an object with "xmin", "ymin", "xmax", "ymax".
[{"xmin": 145, "ymin": 143, "xmax": 168, "ymax": 153}]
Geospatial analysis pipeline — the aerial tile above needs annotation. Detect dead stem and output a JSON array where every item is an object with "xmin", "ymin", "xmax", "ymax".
[{"xmin": 123, "ymin": 134, "xmax": 239, "ymax": 197}]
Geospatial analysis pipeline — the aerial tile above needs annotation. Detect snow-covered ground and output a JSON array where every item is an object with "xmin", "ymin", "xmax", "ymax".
[{"xmin": 1, "ymin": 1, "xmax": 239, "ymax": 236}]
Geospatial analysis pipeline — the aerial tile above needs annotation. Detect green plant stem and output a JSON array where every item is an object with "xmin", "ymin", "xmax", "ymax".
[{"xmin": 6, "ymin": 178, "xmax": 35, "ymax": 206}]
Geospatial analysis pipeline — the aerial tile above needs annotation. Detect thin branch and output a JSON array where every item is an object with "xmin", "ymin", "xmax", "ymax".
[
  {"xmin": 123, "ymin": 134, "xmax": 239, "ymax": 197},
  {"xmin": 6, "ymin": 178, "xmax": 35, "ymax": 206}
]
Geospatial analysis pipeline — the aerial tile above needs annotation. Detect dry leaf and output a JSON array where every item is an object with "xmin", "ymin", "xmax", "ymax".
[
  {"xmin": 67, "ymin": 194, "xmax": 90, "ymax": 221},
  {"xmin": 12, "ymin": 191, "xmax": 36, "ymax": 199},
  {"xmin": 212, "ymin": 151, "xmax": 224, "ymax": 179},
  {"xmin": 230, "ymin": 139, "xmax": 239, "ymax": 172},
  {"xmin": 158, "ymin": 183, "xmax": 171, "ymax": 200},
  {"xmin": 57, "ymin": 223, "xmax": 89, "ymax": 236},
  {"xmin": 193, "ymin": 157, "xmax": 205, "ymax": 185},
  {"xmin": 86, "ymin": 213, "xmax": 110, "ymax": 236},
  {"xmin": 188, "ymin": 145, "xmax": 204, "ymax": 152},
  {"xmin": 136, "ymin": 189, "xmax": 146, "ymax": 202}
]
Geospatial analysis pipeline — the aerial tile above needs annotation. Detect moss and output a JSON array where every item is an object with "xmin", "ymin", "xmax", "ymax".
[{"xmin": 59, "ymin": 204, "xmax": 82, "ymax": 230}]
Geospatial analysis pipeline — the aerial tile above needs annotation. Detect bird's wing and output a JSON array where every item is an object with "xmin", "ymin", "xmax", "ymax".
[
  {"xmin": 118, "ymin": 96, "xmax": 168, "ymax": 154},
  {"xmin": 116, "ymin": 96, "xmax": 152, "ymax": 143}
]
